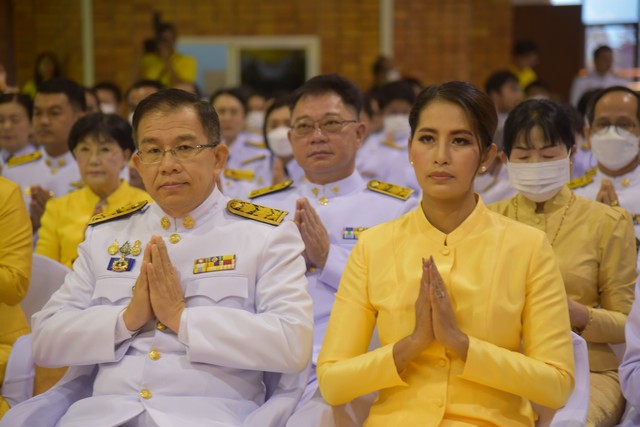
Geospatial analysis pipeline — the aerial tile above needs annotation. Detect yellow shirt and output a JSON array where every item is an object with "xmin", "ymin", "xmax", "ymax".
[
  {"xmin": 317, "ymin": 199, "xmax": 574, "ymax": 427},
  {"xmin": 36, "ymin": 181, "xmax": 152, "ymax": 269},
  {"xmin": 141, "ymin": 51, "xmax": 197, "ymax": 87},
  {"xmin": 489, "ymin": 186, "xmax": 637, "ymax": 372},
  {"xmin": 0, "ymin": 177, "xmax": 31, "ymax": 417},
  {"xmin": 509, "ymin": 64, "xmax": 537, "ymax": 89}
]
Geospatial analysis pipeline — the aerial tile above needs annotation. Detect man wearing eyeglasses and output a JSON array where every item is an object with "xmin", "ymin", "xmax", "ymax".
[
  {"xmin": 2, "ymin": 89, "xmax": 313, "ymax": 427},
  {"xmin": 249, "ymin": 74, "xmax": 417, "ymax": 425},
  {"xmin": 572, "ymin": 86, "xmax": 640, "ymax": 240}
]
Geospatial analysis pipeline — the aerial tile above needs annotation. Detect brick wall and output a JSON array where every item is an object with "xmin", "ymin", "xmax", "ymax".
[{"xmin": 10, "ymin": 0, "xmax": 511, "ymax": 96}]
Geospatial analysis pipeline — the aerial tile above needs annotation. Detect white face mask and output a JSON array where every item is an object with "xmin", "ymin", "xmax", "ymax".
[
  {"xmin": 506, "ymin": 156, "xmax": 571, "ymax": 203},
  {"xmin": 386, "ymin": 68, "xmax": 401, "ymax": 82},
  {"xmin": 267, "ymin": 126, "xmax": 293, "ymax": 158},
  {"xmin": 246, "ymin": 111, "xmax": 265, "ymax": 133},
  {"xmin": 100, "ymin": 103, "xmax": 117, "ymax": 114},
  {"xmin": 383, "ymin": 114, "xmax": 411, "ymax": 141},
  {"xmin": 590, "ymin": 127, "xmax": 640, "ymax": 171}
]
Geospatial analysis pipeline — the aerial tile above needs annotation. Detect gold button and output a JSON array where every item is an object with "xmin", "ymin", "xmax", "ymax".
[
  {"xmin": 140, "ymin": 389, "xmax": 152, "ymax": 399},
  {"xmin": 156, "ymin": 321, "xmax": 167, "ymax": 331},
  {"xmin": 622, "ymin": 178, "xmax": 630, "ymax": 187},
  {"xmin": 440, "ymin": 248, "xmax": 450, "ymax": 256},
  {"xmin": 148, "ymin": 349, "xmax": 161, "ymax": 361},
  {"xmin": 169, "ymin": 233, "xmax": 181, "ymax": 244},
  {"xmin": 438, "ymin": 359, "xmax": 446, "ymax": 368}
]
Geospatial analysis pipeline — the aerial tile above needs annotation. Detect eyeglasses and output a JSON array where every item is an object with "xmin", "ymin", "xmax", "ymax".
[
  {"xmin": 136, "ymin": 144, "xmax": 217, "ymax": 164},
  {"xmin": 591, "ymin": 120, "xmax": 638, "ymax": 134},
  {"xmin": 290, "ymin": 118, "xmax": 357, "ymax": 137}
]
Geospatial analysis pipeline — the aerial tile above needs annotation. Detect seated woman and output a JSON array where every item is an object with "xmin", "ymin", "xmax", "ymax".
[
  {"xmin": 490, "ymin": 99, "xmax": 637, "ymax": 427},
  {"xmin": 36, "ymin": 113, "xmax": 152, "ymax": 269},
  {"xmin": 317, "ymin": 81, "xmax": 575, "ymax": 426},
  {"xmin": 262, "ymin": 96, "xmax": 304, "ymax": 185}
]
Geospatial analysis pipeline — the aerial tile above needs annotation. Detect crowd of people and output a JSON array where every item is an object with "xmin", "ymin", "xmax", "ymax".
[{"xmin": 0, "ymin": 31, "xmax": 640, "ymax": 427}]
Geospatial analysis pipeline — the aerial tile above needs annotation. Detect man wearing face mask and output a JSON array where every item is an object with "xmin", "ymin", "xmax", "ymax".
[{"xmin": 572, "ymin": 86, "xmax": 640, "ymax": 240}]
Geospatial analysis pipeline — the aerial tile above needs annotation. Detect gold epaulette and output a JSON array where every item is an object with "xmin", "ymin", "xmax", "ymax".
[
  {"xmin": 367, "ymin": 180, "xmax": 414, "ymax": 200},
  {"xmin": 227, "ymin": 200, "xmax": 288, "ymax": 226},
  {"xmin": 568, "ymin": 167, "xmax": 597, "ymax": 190},
  {"xmin": 244, "ymin": 140, "xmax": 267, "ymax": 149},
  {"xmin": 88, "ymin": 200, "xmax": 149, "ymax": 226},
  {"xmin": 224, "ymin": 168, "xmax": 254, "ymax": 182},
  {"xmin": 248, "ymin": 180, "xmax": 294, "ymax": 199},
  {"xmin": 7, "ymin": 151, "xmax": 42, "ymax": 168},
  {"xmin": 381, "ymin": 138, "xmax": 405, "ymax": 150},
  {"xmin": 241, "ymin": 154, "xmax": 267, "ymax": 166}
]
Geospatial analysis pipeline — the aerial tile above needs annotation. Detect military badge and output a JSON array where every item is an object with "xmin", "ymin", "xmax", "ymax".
[
  {"xmin": 342, "ymin": 227, "xmax": 367, "ymax": 240},
  {"xmin": 193, "ymin": 255, "xmax": 237, "ymax": 274}
]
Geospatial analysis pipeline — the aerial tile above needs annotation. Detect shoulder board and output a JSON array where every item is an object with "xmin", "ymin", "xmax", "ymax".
[
  {"xmin": 88, "ymin": 200, "xmax": 149, "ymax": 226},
  {"xmin": 381, "ymin": 138, "xmax": 404, "ymax": 150},
  {"xmin": 241, "ymin": 154, "xmax": 267, "ymax": 166},
  {"xmin": 248, "ymin": 180, "xmax": 294, "ymax": 199},
  {"xmin": 227, "ymin": 200, "xmax": 288, "ymax": 226},
  {"xmin": 568, "ymin": 167, "xmax": 597, "ymax": 190},
  {"xmin": 7, "ymin": 151, "xmax": 42, "ymax": 168},
  {"xmin": 367, "ymin": 180, "xmax": 414, "ymax": 201},
  {"xmin": 244, "ymin": 140, "xmax": 267, "ymax": 149},
  {"xmin": 224, "ymin": 168, "xmax": 254, "ymax": 182}
]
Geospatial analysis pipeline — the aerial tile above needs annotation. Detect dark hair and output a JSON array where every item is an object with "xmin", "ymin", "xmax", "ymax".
[
  {"xmin": 290, "ymin": 74, "xmax": 362, "ymax": 118},
  {"xmin": 524, "ymin": 80, "xmax": 550, "ymax": 97},
  {"xmin": 69, "ymin": 113, "xmax": 135, "ymax": 154},
  {"xmin": 93, "ymin": 81, "xmax": 122, "ymax": 104},
  {"xmin": 156, "ymin": 22, "xmax": 176, "ymax": 39},
  {"xmin": 565, "ymin": 103, "xmax": 585, "ymax": 135},
  {"xmin": 593, "ymin": 45, "xmax": 612, "ymax": 61},
  {"xmin": 84, "ymin": 87, "xmax": 99, "ymax": 108},
  {"xmin": 485, "ymin": 71, "xmax": 519, "ymax": 95},
  {"xmin": 586, "ymin": 86, "xmax": 640, "ymax": 125},
  {"xmin": 210, "ymin": 87, "xmax": 248, "ymax": 115},
  {"xmin": 502, "ymin": 99, "xmax": 574, "ymax": 157},
  {"xmin": 126, "ymin": 80, "xmax": 166, "ymax": 101},
  {"xmin": 37, "ymin": 77, "xmax": 86, "ymax": 112},
  {"xmin": 513, "ymin": 40, "xmax": 538, "ymax": 57},
  {"xmin": 262, "ymin": 96, "xmax": 292, "ymax": 151},
  {"xmin": 361, "ymin": 93, "xmax": 375, "ymax": 119},
  {"xmin": 409, "ymin": 81, "xmax": 497, "ymax": 151},
  {"xmin": 33, "ymin": 51, "xmax": 62, "ymax": 87},
  {"xmin": 377, "ymin": 80, "xmax": 417, "ymax": 110},
  {"xmin": 577, "ymin": 88, "xmax": 600, "ymax": 118},
  {"xmin": 372, "ymin": 56, "xmax": 392, "ymax": 76},
  {"xmin": 133, "ymin": 88, "xmax": 220, "ymax": 147},
  {"xmin": 0, "ymin": 93, "xmax": 33, "ymax": 120}
]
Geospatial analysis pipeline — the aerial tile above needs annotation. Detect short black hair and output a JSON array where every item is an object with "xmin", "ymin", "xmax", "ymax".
[
  {"xmin": 361, "ymin": 93, "xmax": 375, "ymax": 119},
  {"xmin": 36, "ymin": 77, "xmax": 86, "ymax": 112},
  {"xmin": 513, "ymin": 40, "xmax": 538, "ymax": 57},
  {"xmin": 524, "ymin": 80, "xmax": 550, "ymax": 97},
  {"xmin": 33, "ymin": 51, "xmax": 62, "ymax": 87},
  {"xmin": 69, "ymin": 113, "xmax": 135, "ymax": 154},
  {"xmin": 485, "ymin": 71, "xmax": 519, "ymax": 95},
  {"xmin": 210, "ymin": 87, "xmax": 249, "ymax": 115},
  {"xmin": 377, "ymin": 80, "xmax": 417, "ymax": 110},
  {"xmin": 0, "ymin": 93, "xmax": 33, "ymax": 120},
  {"xmin": 409, "ymin": 81, "xmax": 497, "ymax": 151},
  {"xmin": 503, "ymin": 99, "xmax": 574, "ymax": 158},
  {"xmin": 93, "ymin": 81, "xmax": 122, "ymax": 104},
  {"xmin": 290, "ymin": 73, "xmax": 362, "ymax": 118},
  {"xmin": 577, "ymin": 88, "xmax": 601, "ymax": 118},
  {"xmin": 133, "ymin": 88, "xmax": 220, "ymax": 147},
  {"xmin": 126, "ymin": 80, "xmax": 166, "ymax": 101},
  {"xmin": 586, "ymin": 86, "xmax": 640, "ymax": 126},
  {"xmin": 593, "ymin": 45, "xmax": 612, "ymax": 61}
]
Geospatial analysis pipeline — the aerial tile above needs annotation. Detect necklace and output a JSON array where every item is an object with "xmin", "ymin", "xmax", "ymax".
[{"xmin": 514, "ymin": 193, "xmax": 575, "ymax": 246}]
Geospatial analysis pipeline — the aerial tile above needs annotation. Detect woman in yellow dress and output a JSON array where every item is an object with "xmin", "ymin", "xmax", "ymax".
[
  {"xmin": 316, "ymin": 81, "xmax": 574, "ymax": 426},
  {"xmin": 489, "ymin": 99, "xmax": 636, "ymax": 427},
  {"xmin": 36, "ymin": 113, "xmax": 152, "ymax": 268}
]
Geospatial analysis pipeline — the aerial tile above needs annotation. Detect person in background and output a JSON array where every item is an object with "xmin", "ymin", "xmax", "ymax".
[
  {"xmin": 3, "ymin": 77, "xmax": 85, "ymax": 231},
  {"xmin": 509, "ymin": 40, "xmax": 539, "ymax": 90},
  {"xmin": 570, "ymin": 45, "xmax": 629, "ymax": 107},
  {"xmin": 83, "ymin": 87, "xmax": 99, "ymax": 114},
  {"xmin": 125, "ymin": 80, "xmax": 165, "ymax": 124},
  {"xmin": 211, "ymin": 87, "xmax": 272, "ymax": 198},
  {"xmin": 21, "ymin": 52, "xmax": 62, "ymax": 99},
  {"xmin": 0, "ymin": 177, "xmax": 32, "ymax": 419},
  {"xmin": 368, "ymin": 55, "xmax": 401, "ymax": 95},
  {"xmin": 246, "ymin": 91, "xmax": 268, "ymax": 135},
  {"xmin": 317, "ymin": 81, "xmax": 574, "ymax": 426},
  {"xmin": 490, "ymin": 99, "xmax": 636, "ymax": 427},
  {"xmin": 93, "ymin": 82, "xmax": 123, "ymax": 116},
  {"xmin": 524, "ymin": 80, "xmax": 551, "ymax": 100},
  {"xmin": 262, "ymin": 96, "xmax": 304, "ymax": 185},
  {"xmin": 0, "ymin": 94, "xmax": 36, "ymax": 166},
  {"xmin": 36, "ymin": 113, "xmax": 151, "ymax": 269},
  {"xmin": 253, "ymin": 74, "xmax": 417, "ymax": 425},
  {"xmin": 139, "ymin": 22, "xmax": 196, "ymax": 88}
]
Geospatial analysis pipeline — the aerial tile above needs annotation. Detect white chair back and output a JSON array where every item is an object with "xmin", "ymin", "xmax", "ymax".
[{"xmin": 21, "ymin": 254, "xmax": 70, "ymax": 325}]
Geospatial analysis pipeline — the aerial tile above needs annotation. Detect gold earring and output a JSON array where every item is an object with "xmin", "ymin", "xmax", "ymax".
[{"xmin": 480, "ymin": 165, "xmax": 487, "ymax": 172}]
